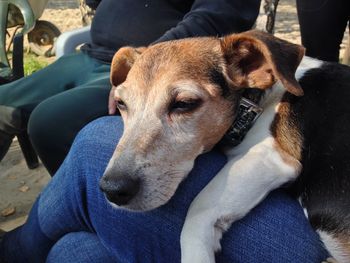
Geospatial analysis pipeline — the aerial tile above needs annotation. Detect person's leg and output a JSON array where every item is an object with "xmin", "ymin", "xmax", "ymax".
[
  {"xmin": 218, "ymin": 190, "xmax": 328, "ymax": 262},
  {"xmin": 27, "ymin": 63, "xmax": 111, "ymax": 174},
  {"xmin": 0, "ymin": 52, "xmax": 101, "ymax": 161},
  {"xmin": 0, "ymin": 117, "xmax": 329, "ymax": 263},
  {"xmin": 296, "ymin": 0, "xmax": 350, "ymax": 62},
  {"xmin": 0, "ymin": 131, "xmax": 13, "ymax": 161},
  {"xmin": 46, "ymin": 232, "xmax": 114, "ymax": 263}
]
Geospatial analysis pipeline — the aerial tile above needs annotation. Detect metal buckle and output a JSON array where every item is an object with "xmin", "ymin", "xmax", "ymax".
[
  {"xmin": 239, "ymin": 98, "xmax": 263, "ymax": 123},
  {"xmin": 223, "ymin": 98, "xmax": 263, "ymax": 146}
]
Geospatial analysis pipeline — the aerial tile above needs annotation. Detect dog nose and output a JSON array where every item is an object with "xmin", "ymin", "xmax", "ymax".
[{"xmin": 99, "ymin": 176, "xmax": 140, "ymax": 206}]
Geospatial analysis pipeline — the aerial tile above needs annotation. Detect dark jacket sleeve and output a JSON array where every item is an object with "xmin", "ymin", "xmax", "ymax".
[
  {"xmin": 85, "ymin": 0, "xmax": 101, "ymax": 10},
  {"xmin": 154, "ymin": 0, "xmax": 261, "ymax": 43}
]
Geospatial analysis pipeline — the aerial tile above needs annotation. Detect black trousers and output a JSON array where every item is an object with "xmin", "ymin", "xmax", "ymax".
[
  {"xmin": 297, "ymin": 0, "xmax": 350, "ymax": 62},
  {"xmin": 0, "ymin": 53, "xmax": 111, "ymax": 174}
]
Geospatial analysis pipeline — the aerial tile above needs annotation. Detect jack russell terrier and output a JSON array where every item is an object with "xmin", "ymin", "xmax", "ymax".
[{"xmin": 99, "ymin": 30, "xmax": 350, "ymax": 262}]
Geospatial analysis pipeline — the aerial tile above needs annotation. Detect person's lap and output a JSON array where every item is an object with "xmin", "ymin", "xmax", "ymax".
[
  {"xmin": 46, "ymin": 232, "xmax": 113, "ymax": 263},
  {"xmin": 0, "ymin": 52, "xmax": 112, "ymax": 172},
  {"xmin": 0, "ymin": 53, "xmax": 93, "ymax": 117},
  {"xmin": 0, "ymin": 116, "xmax": 329, "ymax": 263},
  {"xmin": 28, "ymin": 77, "xmax": 111, "ymax": 174},
  {"xmin": 0, "ymin": 52, "xmax": 110, "ymax": 135}
]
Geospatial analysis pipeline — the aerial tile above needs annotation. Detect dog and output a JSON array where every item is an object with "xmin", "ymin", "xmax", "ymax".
[{"xmin": 99, "ymin": 30, "xmax": 350, "ymax": 262}]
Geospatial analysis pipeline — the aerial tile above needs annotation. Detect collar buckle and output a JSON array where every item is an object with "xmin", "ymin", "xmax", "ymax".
[{"xmin": 223, "ymin": 97, "xmax": 263, "ymax": 146}]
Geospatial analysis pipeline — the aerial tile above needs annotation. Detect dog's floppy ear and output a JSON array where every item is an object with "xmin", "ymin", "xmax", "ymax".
[
  {"xmin": 110, "ymin": 47, "xmax": 146, "ymax": 86},
  {"xmin": 220, "ymin": 30, "xmax": 305, "ymax": 96}
]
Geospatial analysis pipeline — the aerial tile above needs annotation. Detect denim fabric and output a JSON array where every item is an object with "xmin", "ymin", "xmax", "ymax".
[
  {"xmin": 0, "ymin": 116, "xmax": 329, "ymax": 263},
  {"xmin": 46, "ymin": 232, "xmax": 113, "ymax": 263}
]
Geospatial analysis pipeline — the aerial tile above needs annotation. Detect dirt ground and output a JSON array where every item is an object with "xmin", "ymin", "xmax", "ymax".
[{"xmin": 0, "ymin": 0, "xmax": 349, "ymax": 232}]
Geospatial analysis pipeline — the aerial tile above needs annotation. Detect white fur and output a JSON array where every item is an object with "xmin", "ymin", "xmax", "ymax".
[
  {"xmin": 181, "ymin": 83, "xmax": 298, "ymax": 262},
  {"xmin": 298, "ymin": 196, "xmax": 309, "ymax": 219},
  {"xmin": 180, "ymin": 57, "xmax": 324, "ymax": 263},
  {"xmin": 318, "ymin": 230, "xmax": 350, "ymax": 263},
  {"xmin": 295, "ymin": 56, "xmax": 323, "ymax": 81}
]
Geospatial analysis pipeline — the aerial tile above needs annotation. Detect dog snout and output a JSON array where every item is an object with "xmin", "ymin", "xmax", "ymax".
[{"xmin": 99, "ymin": 176, "xmax": 140, "ymax": 206}]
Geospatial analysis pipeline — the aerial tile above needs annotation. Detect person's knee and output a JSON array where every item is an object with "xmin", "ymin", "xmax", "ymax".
[
  {"xmin": 219, "ymin": 190, "xmax": 329, "ymax": 262},
  {"xmin": 46, "ymin": 232, "xmax": 113, "ymax": 263},
  {"xmin": 28, "ymin": 99, "xmax": 70, "ymax": 173},
  {"xmin": 27, "ymin": 98, "xmax": 65, "ymax": 159},
  {"xmin": 28, "ymin": 101, "xmax": 50, "ymax": 147},
  {"xmin": 72, "ymin": 116, "xmax": 124, "ymax": 153}
]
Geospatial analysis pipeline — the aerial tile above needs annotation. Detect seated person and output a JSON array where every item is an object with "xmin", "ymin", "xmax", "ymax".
[
  {"xmin": 0, "ymin": 116, "xmax": 329, "ymax": 262},
  {"xmin": 296, "ymin": 0, "xmax": 349, "ymax": 62},
  {"xmin": 0, "ymin": 0, "xmax": 261, "ymax": 174}
]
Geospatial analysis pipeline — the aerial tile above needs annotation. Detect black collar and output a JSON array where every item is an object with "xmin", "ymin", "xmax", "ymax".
[{"xmin": 222, "ymin": 89, "xmax": 264, "ymax": 147}]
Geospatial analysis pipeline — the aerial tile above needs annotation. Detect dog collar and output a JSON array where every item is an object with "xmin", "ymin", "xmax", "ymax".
[{"xmin": 222, "ymin": 97, "xmax": 263, "ymax": 147}]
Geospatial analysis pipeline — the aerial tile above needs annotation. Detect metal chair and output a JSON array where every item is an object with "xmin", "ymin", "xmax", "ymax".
[
  {"xmin": 0, "ymin": 0, "xmax": 35, "ymax": 80},
  {"xmin": 0, "ymin": 0, "xmax": 39, "ymax": 169},
  {"xmin": 255, "ymin": 0, "xmax": 280, "ymax": 34}
]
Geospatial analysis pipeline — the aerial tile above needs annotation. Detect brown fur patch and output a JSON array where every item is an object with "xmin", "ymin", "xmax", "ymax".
[
  {"xmin": 110, "ymin": 47, "xmax": 146, "ymax": 86},
  {"xmin": 220, "ymin": 30, "xmax": 305, "ymax": 96},
  {"xmin": 271, "ymin": 99, "xmax": 303, "ymax": 169},
  {"xmin": 132, "ymin": 38, "xmax": 227, "ymax": 90},
  {"xmin": 335, "ymin": 235, "xmax": 350, "ymax": 258}
]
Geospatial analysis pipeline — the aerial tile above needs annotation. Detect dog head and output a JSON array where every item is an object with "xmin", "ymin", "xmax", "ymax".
[{"xmin": 99, "ymin": 30, "xmax": 305, "ymax": 211}]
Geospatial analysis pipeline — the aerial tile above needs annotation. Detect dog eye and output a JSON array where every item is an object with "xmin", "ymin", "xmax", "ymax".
[
  {"xmin": 170, "ymin": 99, "xmax": 202, "ymax": 113},
  {"xmin": 116, "ymin": 99, "xmax": 127, "ymax": 110}
]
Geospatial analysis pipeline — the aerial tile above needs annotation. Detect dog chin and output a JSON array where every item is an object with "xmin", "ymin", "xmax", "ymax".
[{"xmin": 105, "ymin": 195, "xmax": 170, "ymax": 212}]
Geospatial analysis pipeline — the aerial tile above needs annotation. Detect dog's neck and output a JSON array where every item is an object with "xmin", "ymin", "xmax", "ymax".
[
  {"xmin": 221, "ymin": 89, "xmax": 264, "ymax": 147},
  {"xmin": 241, "ymin": 88, "xmax": 265, "ymax": 105}
]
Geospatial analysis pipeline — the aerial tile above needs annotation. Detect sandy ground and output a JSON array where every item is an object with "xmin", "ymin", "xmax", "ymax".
[{"xmin": 0, "ymin": 0, "xmax": 349, "ymax": 232}]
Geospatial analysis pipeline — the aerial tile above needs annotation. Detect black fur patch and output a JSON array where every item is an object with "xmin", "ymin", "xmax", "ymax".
[{"xmin": 287, "ymin": 62, "xmax": 350, "ymax": 235}]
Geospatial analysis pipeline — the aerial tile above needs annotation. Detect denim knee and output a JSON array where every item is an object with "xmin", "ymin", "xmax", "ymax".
[
  {"xmin": 70, "ymin": 116, "xmax": 124, "ymax": 157},
  {"xmin": 46, "ymin": 232, "xmax": 114, "ymax": 263}
]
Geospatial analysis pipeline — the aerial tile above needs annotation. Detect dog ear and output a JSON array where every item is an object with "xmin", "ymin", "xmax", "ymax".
[
  {"xmin": 110, "ymin": 47, "xmax": 146, "ymax": 86},
  {"xmin": 220, "ymin": 30, "xmax": 305, "ymax": 96}
]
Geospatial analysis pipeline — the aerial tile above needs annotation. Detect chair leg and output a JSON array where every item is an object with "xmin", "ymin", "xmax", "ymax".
[
  {"xmin": 12, "ymin": 30, "xmax": 39, "ymax": 169},
  {"xmin": 17, "ymin": 132, "xmax": 39, "ymax": 169}
]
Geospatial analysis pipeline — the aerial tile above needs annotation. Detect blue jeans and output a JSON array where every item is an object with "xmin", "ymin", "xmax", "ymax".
[{"xmin": 0, "ymin": 117, "xmax": 329, "ymax": 263}]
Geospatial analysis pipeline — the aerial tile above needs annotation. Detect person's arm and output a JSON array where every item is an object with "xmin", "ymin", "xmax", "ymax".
[
  {"xmin": 109, "ymin": 0, "xmax": 261, "ymax": 115},
  {"xmin": 154, "ymin": 0, "xmax": 261, "ymax": 44},
  {"xmin": 85, "ymin": 0, "xmax": 101, "ymax": 10}
]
